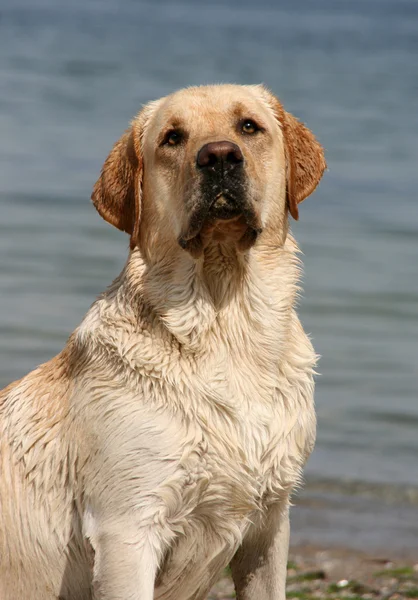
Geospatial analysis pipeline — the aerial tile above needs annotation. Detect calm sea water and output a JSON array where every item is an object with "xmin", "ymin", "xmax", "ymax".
[{"xmin": 1, "ymin": 0, "xmax": 417, "ymax": 550}]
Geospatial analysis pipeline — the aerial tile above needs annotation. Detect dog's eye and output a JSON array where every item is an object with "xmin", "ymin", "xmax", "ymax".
[
  {"xmin": 163, "ymin": 130, "xmax": 183, "ymax": 146},
  {"xmin": 241, "ymin": 120, "xmax": 259, "ymax": 135}
]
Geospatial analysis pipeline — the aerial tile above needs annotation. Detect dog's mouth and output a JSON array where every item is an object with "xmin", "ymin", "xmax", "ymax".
[{"xmin": 178, "ymin": 192, "xmax": 262, "ymax": 259}]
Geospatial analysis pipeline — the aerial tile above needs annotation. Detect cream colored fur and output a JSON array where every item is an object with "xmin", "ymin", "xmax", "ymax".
[{"xmin": 0, "ymin": 84, "xmax": 324, "ymax": 600}]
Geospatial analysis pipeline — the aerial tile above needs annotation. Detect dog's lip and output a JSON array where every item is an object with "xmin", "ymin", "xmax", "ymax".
[
  {"xmin": 180, "ymin": 193, "xmax": 253, "ymax": 242},
  {"xmin": 180, "ymin": 204, "xmax": 212, "ymax": 243},
  {"xmin": 180, "ymin": 205, "xmax": 242, "ymax": 243},
  {"xmin": 178, "ymin": 200, "xmax": 262, "ymax": 253},
  {"xmin": 207, "ymin": 198, "xmax": 243, "ymax": 222}
]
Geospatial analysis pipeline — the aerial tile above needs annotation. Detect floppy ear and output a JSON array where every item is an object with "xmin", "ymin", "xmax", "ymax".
[
  {"xmin": 91, "ymin": 125, "xmax": 142, "ymax": 248},
  {"xmin": 281, "ymin": 109, "xmax": 326, "ymax": 220},
  {"xmin": 261, "ymin": 88, "xmax": 326, "ymax": 220}
]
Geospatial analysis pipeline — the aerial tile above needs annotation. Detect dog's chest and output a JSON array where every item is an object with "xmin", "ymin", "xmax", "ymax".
[
  {"xmin": 147, "ymin": 350, "xmax": 307, "ymax": 600},
  {"xmin": 86, "ymin": 308, "xmax": 314, "ymax": 506},
  {"xmin": 78, "ymin": 289, "xmax": 315, "ymax": 599},
  {"xmin": 130, "ymin": 330, "xmax": 309, "ymax": 510}
]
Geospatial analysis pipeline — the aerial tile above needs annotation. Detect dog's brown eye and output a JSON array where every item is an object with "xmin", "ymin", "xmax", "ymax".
[
  {"xmin": 164, "ymin": 130, "xmax": 182, "ymax": 146},
  {"xmin": 241, "ymin": 120, "xmax": 258, "ymax": 135}
]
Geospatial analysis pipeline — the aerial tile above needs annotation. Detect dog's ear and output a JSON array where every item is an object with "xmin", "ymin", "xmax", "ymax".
[
  {"xmin": 260, "ymin": 88, "xmax": 326, "ymax": 220},
  {"xmin": 91, "ymin": 125, "xmax": 142, "ymax": 248},
  {"xmin": 281, "ymin": 109, "xmax": 326, "ymax": 220}
]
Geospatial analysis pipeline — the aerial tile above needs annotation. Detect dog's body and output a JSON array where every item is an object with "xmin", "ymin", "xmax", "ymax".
[{"xmin": 0, "ymin": 85, "xmax": 325, "ymax": 599}]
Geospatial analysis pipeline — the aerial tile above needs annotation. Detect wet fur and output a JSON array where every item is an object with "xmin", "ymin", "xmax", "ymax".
[{"xmin": 0, "ymin": 84, "xmax": 325, "ymax": 599}]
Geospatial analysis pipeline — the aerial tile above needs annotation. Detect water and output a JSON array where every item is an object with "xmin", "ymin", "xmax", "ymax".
[{"xmin": 1, "ymin": 0, "xmax": 417, "ymax": 551}]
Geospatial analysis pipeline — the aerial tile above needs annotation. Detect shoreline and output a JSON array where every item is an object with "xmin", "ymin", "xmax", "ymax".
[
  {"xmin": 210, "ymin": 480, "xmax": 418, "ymax": 600},
  {"xmin": 210, "ymin": 544, "xmax": 418, "ymax": 599},
  {"xmin": 290, "ymin": 480, "xmax": 418, "ymax": 558}
]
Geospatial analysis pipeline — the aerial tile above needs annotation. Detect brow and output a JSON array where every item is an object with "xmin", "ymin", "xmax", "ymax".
[{"xmin": 231, "ymin": 102, "xmax": 249, "ymax": 118}]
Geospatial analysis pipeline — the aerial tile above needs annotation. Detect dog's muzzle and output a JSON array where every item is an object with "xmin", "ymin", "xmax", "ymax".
[
  {"xmin": 197, "ymin": 140, "xmax": 246, "ymax": 218},
  {"xmin": 178, "ymin": 140, "xmax": 262, "ymax": 257}
]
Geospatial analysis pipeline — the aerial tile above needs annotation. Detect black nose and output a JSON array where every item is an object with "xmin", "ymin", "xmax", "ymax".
[{"xmin": 197, "ymin": 141, "xmax": 244, "ymax": 169}]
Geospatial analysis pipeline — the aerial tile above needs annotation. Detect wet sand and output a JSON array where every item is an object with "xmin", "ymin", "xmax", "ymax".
[{"xmin": 209, "ymin": 545, "xmax": 418, "ymax": 599}]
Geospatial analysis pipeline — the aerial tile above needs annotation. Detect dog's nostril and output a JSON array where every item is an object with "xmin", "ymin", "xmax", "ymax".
[
  {"xmin": 227, "ymin": 150, "xmax": 243, "ymax": 165},
  {"xmin": 206, "ymin": 153, "xmax": 218, "ymax": 167},
  {"xmin": 197, "ymin": 141, "xmax": 243, "ymax": 168}
]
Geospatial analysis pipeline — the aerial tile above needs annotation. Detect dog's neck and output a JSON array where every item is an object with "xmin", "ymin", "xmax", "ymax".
[{"xmin": 120, "ymin": 234, "xmax": 301, "ymax": 352}]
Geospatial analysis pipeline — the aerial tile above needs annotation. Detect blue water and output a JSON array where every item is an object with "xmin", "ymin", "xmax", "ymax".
[{"xmin": 1, "ymin": 0, "xmax": 417, "ymax": 550}]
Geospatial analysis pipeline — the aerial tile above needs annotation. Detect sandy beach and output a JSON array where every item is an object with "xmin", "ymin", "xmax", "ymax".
[{"xmin": 209, "ymin": 544, "xmax": 418, "ymax": 600}]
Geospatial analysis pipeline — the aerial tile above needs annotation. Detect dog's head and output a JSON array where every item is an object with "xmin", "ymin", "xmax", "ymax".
[{"xmin": 92, "ymin": 85, "xmax": 326, "ymax": 259}]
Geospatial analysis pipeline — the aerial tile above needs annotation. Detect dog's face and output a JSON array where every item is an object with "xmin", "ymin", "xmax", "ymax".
[
  {"xmin": 141, "ymin": 86, "xmax": 285, "ymax": 257},
  {"xmin": 92, "ymin": 85, "xmax": 326, "ymax": 259}
]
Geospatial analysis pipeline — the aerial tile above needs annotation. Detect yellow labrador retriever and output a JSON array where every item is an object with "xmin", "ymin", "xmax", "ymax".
[{"xmin": 0, "ymin": 84, "xmax": 325, "ymax": 599}]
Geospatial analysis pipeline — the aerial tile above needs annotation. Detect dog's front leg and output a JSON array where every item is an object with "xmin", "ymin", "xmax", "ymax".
[
  {"xmin": 230, "ymin": 500, "xmax": 290, "ymax": 600},
  {"xmin": 88, "ymin": 521, "xmax": 160, "ymax": 600}
]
